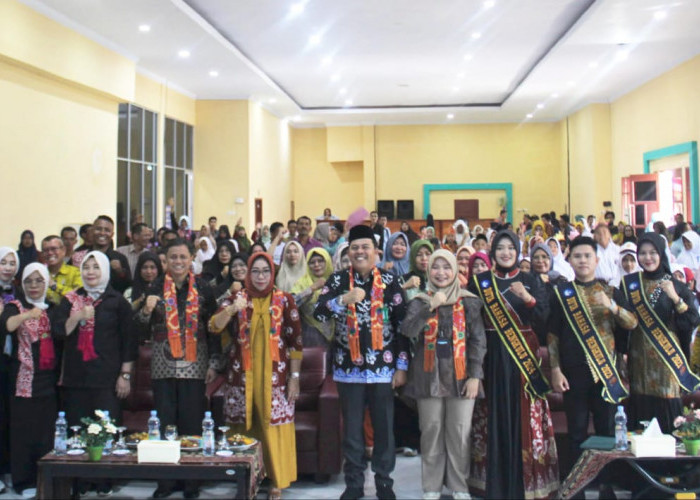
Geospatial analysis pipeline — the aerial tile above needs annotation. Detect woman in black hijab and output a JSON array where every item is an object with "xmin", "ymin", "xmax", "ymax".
[
  {"xmin": 201, "ymin": 240, "xmax": 236, "ymax": 288},
  {"xmin": 622, "ymin": 232, "xmax": 700, "ymax": 433},
  {"xmin": 215, "ymin": 225, "xmax": 232, "ymax": 247},
  {"xmin": 17, "ymin": 230, "xmax": 38, "ymax": 278},
  {"xmin": 125, "ymin": 252, "xmax": 163, "ymax": 309},
  {"xmin": 467, "ymin": 230, "xmax": 559, "ymax": 499}
]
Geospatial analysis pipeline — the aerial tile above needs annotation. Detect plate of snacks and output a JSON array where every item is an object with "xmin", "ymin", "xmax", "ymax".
[
  {"xmin": 180, "ymin": 435, "xmax": 202, "ymax": 452},
  {"xmin": 228, "ymin": 434, "xmax": 257, "ymax": 451},
  {"xmin": 126, "ymin": 432, "xmax": 149, "ymax": 448}
]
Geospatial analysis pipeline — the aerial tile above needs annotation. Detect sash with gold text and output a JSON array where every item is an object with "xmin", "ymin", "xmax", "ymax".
[
  {"xmin": 554, "ymin": 283, "xmax": 629, "ymax": 403},
  {"xmin": 622, "ymin": 272, "xmax": 700, "ymax": 392},
  {"xmin": 475, "ymin": 272, "xmax": 551, "ymax": 398}
]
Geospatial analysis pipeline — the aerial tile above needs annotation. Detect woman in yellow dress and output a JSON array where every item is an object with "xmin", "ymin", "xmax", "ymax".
[{"xmin": 210, "ymin": 252, "xmax": 302, "ymax": 499}]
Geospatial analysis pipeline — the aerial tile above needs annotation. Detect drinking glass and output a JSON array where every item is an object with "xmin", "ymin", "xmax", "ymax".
[
  {"xmin": 70, "ymin": 426, "xmax": 82, "ymax": 449},
  {"xmin": 164, "ymin": 425, "xmax": 178, "ymax": 441},
  {"xmin": 218, "ymin": 425, "xmax": 230, "ymax": 450},
  {"xmin": 115, "ymin": 426, "xmax": 128, "ymax": 451}
]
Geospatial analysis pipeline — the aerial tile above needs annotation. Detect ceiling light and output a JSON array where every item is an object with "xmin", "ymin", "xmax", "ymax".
[
  {"xmin": 447, "ymin": 113, "xmax": 455, "ymax": 120},
  {"xmin": 526, "ymin": 113, "xmax": 533, "ymax": 119},
  {"xmin": 268, "ymin": 98, "xmax": 277, "ymax": 104},
  {"xmin": 208, "ymin": 70, "xmax": 219, "ymax": 77},
  {"xmin": 464, "ymin": 54, "xmax": 473, "ymax": 61},
  {"xmin": 309, "ymin": 34, "xmax": 321, "ymax": 45},
  {"xmin": 178, "ymin": 50, "xmax": 190, "ymax": 58},
  {"xmin": 589, "ymin": 61, "xmax": 598, "ymax": 69},
  {"xmin": 339, "ymin": 88, "xmax": 347, "ymax": 95},
  {"xmin": 452, "ymin": 86, "xmax": 460, "ymax": 92},
  {"xmin": 653, "ymin": 10, "xmax": 667, "ymax": 20},
  {"xmin": 567, "ymin": 81, "xmax": 576, "ymax": 87},
  {"xmin": 457, "ymin": 72, "xmax": 466, "ymax": 79},
  {"xmin": 483, "ymin": 0, "xmax": 496, "ymax": 8},
  {"xmin": 138, "ymin": 24, "xmax": 151, "ymax": 33},
  {"xmin": 551, "ymin": 93, "xmax": 559, "ymax": 98},
  {"xmin": 330, "ymin": 73, "xmax": 341, "ymax": 82},
  {"xmin": 292, "ymin": 115, "xmax": 301, "ymax": 122},
  {"xmin": 536, "ymin": 103, "xmax": 544, "ymax": 109},
  {"xmin": 471, "ymin": 32, "xmax": 482, "ymax": 40},
  {"xmin": 290, "ymin": 2, "xmax": 305, "ymax": 15},
  {"xmin": 344, "ymin": 99, "xmax": 353, "ymax": 106},
  {"xmin": 322, "ymin": 56, "xmax": 333, "ymax": 65},
  {"xmin": 616, "ymin": 48, "xmax": 629, "ymax": 61}
]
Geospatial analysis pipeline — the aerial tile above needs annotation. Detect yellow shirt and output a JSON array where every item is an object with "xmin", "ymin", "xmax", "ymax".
[{"xmin": 47, "ymin": 263, "xmax": 82, "ymax": 305}]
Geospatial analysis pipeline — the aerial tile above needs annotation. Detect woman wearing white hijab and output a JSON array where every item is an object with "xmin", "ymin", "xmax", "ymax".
[
  {"xmin": 275, "ymin": 240, "xmax": 306, "ymax": 292},
  {"xmin": 619, "ymin": 242, "xmax": 641, "ymax": 276},
  {"xmin": 453, "ymin": 220, "xmax": 471, "ymax": 248},
  {"xmin": 0, "ymin": 263, "xmax": 57, "ymax": 496},
  {"xmin": 546, "ymin": 237, "xmax": 575, "ymax": 281},
  {"xmin": 675, "ymin": 230, "xmax": 700, "ymax": 276},
  {"xmin": 54, "ymin": 251, "xmax": 137, "ymax": 496},
  {"xmin": 193, "ymin": 237, "xmax": 216, "ymax": 275}
]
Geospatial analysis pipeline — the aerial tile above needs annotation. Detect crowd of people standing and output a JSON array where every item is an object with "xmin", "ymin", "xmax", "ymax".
[{"xmin": 1, "ymin": 206, "xmax": 699, "ymax": 500}]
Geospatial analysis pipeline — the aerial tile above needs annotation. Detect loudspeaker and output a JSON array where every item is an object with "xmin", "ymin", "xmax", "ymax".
[
  {"xmin": 377, "ymin": 200, "xmax": 395, "ymax": 220},
  {"xmin": 396, "ymin": 200, "xmax": 414, "ymax": 220}
]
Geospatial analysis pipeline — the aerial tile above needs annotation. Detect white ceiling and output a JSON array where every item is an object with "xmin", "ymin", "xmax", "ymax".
[{"xmin": 20, "ymin": 0, "xmax": 700, "ymax": 126}]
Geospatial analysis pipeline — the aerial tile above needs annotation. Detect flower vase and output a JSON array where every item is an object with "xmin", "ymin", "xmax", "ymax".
[
  {"xmin": 87, "ymin": 446, "xmax": 104, "ymax": 461},
  {"xmin": 683, "ymin": 439, "xmax": 700, "ymax": 456}
]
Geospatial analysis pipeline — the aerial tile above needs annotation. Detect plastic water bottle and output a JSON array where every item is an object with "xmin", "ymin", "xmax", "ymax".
[
  {"xmin": 148, "ymin": 410, "xmax": 161, "ymax": 440},
  {"xmin": 102, "ymin": 410, "xmax": 112, "ymax": 454},
  {"xmin": 54, "ymin": 411, "xmax": 67, "ymax": 455},
  {"xmin": 202, "ymin": 411, "xmax": 215, "ymax": 456},
  {"xmin": 614, "ymin": 406, "xmax": 628, "ymax": 451}
]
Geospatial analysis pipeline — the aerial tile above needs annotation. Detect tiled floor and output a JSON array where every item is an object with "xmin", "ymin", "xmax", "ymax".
[{"xmin": 0, "ymin": 455, "xmax": 630, "ymax": 499}]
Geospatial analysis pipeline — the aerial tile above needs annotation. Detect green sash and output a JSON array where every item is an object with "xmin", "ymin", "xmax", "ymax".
[
  {"xmin": 554, "ymin": 282, "xmax": 629, "ymax": 403},
  {"xmin": 474, "ymin": 271, "xmax": 551, "ymax": 399},
  {"xmin": 622, "ymin": 272, "xmax": 700, "ymax": 393}
]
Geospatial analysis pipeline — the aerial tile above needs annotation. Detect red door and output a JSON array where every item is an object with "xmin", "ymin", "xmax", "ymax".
[{"xmin": 628, "ymin": 173, "xmax": 659, "ymax": 235}]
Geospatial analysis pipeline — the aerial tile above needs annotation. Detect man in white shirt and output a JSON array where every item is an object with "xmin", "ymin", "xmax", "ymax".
[
  {"xmin": 117, "ymin": 223, "xmax": 153, "ymax": 278},
  {"xmin": 594, "ymin": 224, "xmax": 620, "ymax": 286}
]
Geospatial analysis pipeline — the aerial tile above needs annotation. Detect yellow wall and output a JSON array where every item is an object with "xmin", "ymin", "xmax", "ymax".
[
  {"xmin": 567, "ymin": 103, "xmax": 613, "ymax": 218},
  {"xmin": 610, "ymin": 54, "xmax": 700, "ymax": 219},
  {"xmin": 193, "ymin": 100, "xmax": 250, "ymax": 231},
  {"xmin": 0, "ymin": 1, "xmax": 134, "ymax": 101},
  {"xmin": 0, "ymin": 0, "xmax": 197, "ymax": 244},
  {"xmin": 0, "ymin": 58, "xmax": 118, "ymax": 243},
  {"xmin": 292, "ymin": 128, "xmax": 365, "ymax": 220},
  {"xmin": 248, "ymin": 103, "xmax": 292, "ymax": 228}
]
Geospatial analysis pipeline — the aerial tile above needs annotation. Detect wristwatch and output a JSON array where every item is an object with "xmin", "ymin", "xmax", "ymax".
[
  {"xmin": 120, "ymin": 372, "xmax": 132, "ymax": 381},
  {"xmin": 290, "ymin": 372, "xmax": 300, "ymax": 379}
]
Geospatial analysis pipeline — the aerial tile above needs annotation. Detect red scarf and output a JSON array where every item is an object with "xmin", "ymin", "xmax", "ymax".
[
  {"xmin": 237, "ymin": 289, "xmax": 285, "ymax": 371},
  {"xmin": 11, "ymin": 301, "xmax": 55, "ymax": 397},
  {"xmin": 66, "ymin": 291, "xmax": 101, "ymax": 362},
  {"xmin": 346, "ymin": 267, "xmax": 386, "ymax": 364},
  {"xmin": 164, "ymin": 272, "xmax": 199, "ymax": 362},
  {"xmin": 424, "ymin": 299, "xmax": 467, "ymax": 380}
]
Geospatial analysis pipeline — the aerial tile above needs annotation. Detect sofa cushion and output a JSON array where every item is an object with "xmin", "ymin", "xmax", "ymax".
[{"xmin": 295, "ymin": 411, "xmax": 318, "ymax": 452}]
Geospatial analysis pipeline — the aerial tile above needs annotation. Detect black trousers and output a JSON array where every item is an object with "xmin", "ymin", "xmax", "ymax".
[
  {"xmin": 62, "ymin": 386, "xmax": 122, "ymax": 427},
  {"xmin": 337, "ymin": 382, "xmax": 395, "ymax": 489},
  {"xmin": 10, "ymin": 394, "xmax": 56, "ymax": 492},
  {"xmin": 0, "ymin": 370, "xmax": 10, "ymax": 475},
  {"xmin": 152, "ymin": 378, "xmax": 206, "ymax": 493},
  {"xmin": 563, "ymin": 367, "xmax": 615, "ymax": 463},
  {"xmin": 151, "ymin": 378, "xmax": 206, "ymax": 435}
]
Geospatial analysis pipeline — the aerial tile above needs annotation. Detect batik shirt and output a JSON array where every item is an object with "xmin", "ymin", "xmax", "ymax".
[{"xmin": 314, "ymin": 267, "xmax": 408, "ymax": 383}]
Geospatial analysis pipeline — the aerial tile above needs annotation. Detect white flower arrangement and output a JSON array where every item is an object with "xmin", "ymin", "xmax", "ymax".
[{"xmin": 80, "ymin": 409, "xmax": 116, "ymax": 447}]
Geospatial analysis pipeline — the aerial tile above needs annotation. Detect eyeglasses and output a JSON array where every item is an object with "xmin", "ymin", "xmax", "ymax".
[
  {"xmin": 250, "ymin": 269, "xmax": 271, "ymax": 277},
  {"xmin": 23, "ymin": 278, "xmax": 46, "ymax": 286}
]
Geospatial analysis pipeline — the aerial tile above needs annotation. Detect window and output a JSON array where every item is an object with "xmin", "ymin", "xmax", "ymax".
[
  {"xmin": 164, "ymin": 117, "xmax": 194, "ymax": 229},
  {"xmin": 117, "ymin": 103, "xmax": 157, "ymax": 244}
]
